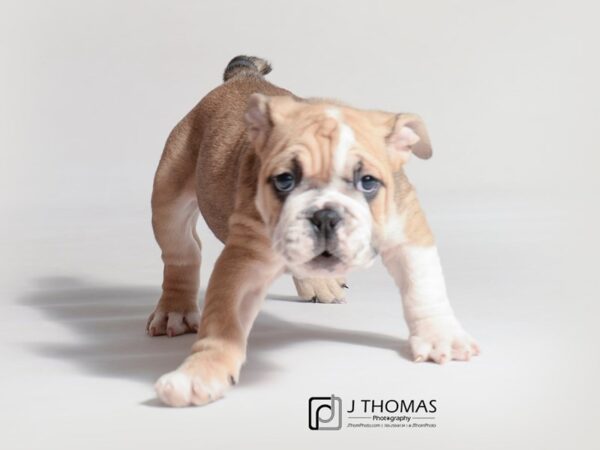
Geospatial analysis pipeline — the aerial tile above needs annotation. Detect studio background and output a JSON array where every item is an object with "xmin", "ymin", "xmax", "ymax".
[{"xmin": 1, "ymin": 1, "xmax": 598, "ymax": 449}]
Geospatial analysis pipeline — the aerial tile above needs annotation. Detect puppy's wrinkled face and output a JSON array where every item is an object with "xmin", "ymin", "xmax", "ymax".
[{"xmin": 245, "ymin": 95, "xmax": 432, "ymax": 278}]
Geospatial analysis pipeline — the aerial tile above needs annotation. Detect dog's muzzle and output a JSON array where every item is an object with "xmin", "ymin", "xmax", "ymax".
[{"xmin": 271, "ymin": 187, "xmax": 376, "ymax": 277}]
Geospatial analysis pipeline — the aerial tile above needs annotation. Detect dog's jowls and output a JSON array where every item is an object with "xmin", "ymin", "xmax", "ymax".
[{"xmin": 147, "ymin": 55, "xmax": 479, "ymax": 407}]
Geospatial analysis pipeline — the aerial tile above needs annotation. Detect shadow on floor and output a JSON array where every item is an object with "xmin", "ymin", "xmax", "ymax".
[{"xmin": 20, "ymin": 276, "xmax": 410, "ymax": 391}]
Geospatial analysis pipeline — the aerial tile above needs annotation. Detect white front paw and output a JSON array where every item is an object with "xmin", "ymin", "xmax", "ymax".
[
  {"xmin": 408, "ymin": 315, "xmax": 480, "ymax": 364},
  {"xmin": 155, "ymin": 350, "xmax": 238, "ymax": 407},
  {"xmin": 155, "ymin": 369, "xmax": 231, "ymax": 407}
]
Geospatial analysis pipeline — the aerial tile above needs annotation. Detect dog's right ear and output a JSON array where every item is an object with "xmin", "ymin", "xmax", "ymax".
[
  {"xmin": 245, "ymin": 94, "xmax": 298, "ymax": 150},
  {"xmin": 245, "ymin": 93, "xmax": 272, "ymax": 147}
]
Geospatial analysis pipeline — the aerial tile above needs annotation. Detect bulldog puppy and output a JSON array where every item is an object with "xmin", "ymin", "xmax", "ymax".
[{"xmin": 149, "ymin": 55, "xmax": 479, "ymax": 407}]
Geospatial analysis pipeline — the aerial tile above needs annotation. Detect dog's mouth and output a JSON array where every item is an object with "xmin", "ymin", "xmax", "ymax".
[{"xmin": 308, "ymin": 250, "xmax": 342, "ymax": 270}]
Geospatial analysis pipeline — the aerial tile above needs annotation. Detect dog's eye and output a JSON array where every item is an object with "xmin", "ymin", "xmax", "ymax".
[
  {"xmin": 272, "ymin": 172, "xmax": 296, "ymax": 192},
  {"xmin": 356, "ymin": 175, "xmax": 380, "ymax": 193}
]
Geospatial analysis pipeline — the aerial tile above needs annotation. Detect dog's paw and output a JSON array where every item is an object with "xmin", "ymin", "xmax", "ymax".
[
  {"xmin": 293, "ymin": 277, "xmax": 347, "ymax": 303},
  {"xmin": 146, "ymin": 302, "xmax": 200, "ymax": 337},
  {"xmin": 408, "ymin": 315, "xmax": 480, "ymax": 364},
  {"xmin": 155, "ymin": 350, "xmax": 238, "ymax": 407}
]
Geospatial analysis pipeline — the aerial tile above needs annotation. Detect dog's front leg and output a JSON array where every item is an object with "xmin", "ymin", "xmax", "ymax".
[
  {"xmin": 382, "ymin": 243, "xmax": 480, "ymax": 364},
  {"xmin": 155, "ymin": 224, "xmax": 282, "ymax": 407}
]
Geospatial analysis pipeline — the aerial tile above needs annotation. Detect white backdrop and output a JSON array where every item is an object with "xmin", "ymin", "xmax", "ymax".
[{"xmin": 1, "ymin": 1, "xmax": 598, "ymax": 449}]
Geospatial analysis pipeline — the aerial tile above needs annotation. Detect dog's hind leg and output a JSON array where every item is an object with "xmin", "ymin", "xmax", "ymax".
[
  {"xmin": 292, "ymin": 276, "xmax": 347, "ymax": 303},
  {"xmin": 147, "ymin": 124, "xmax": 202, "ymax": 337}
]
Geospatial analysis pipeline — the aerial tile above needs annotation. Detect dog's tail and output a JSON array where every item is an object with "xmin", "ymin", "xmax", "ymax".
[{"xmin": 223, "ymin": 55, "xmax": 272, "ymax": 82}]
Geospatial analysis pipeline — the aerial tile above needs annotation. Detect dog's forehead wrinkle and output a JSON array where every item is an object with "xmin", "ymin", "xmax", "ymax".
[{"xmin": 323, "ymin": 107, "xmax": 356, "ymax": 177}]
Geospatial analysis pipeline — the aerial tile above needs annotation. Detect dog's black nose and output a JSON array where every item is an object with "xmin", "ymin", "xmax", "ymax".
[{"xmin": 310, "ymin": 208, "xmax": 341, "ymax": 238}]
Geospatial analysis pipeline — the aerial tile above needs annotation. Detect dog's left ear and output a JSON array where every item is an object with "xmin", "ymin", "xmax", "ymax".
[{"xmin": 386, "ymin": 113, "xmax": 432, "ymax": 164}]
